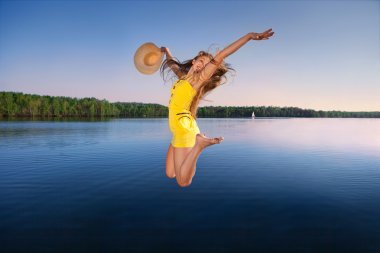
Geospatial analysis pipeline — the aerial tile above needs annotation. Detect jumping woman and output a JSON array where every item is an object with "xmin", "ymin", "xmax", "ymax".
[{"xmin": 160, "ymin": 29, "xmax": 275, "ymax": 187}]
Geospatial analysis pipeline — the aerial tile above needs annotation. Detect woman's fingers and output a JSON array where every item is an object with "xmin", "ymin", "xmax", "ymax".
[
  {"xmin": 250, "ymin": 29, "xmax": 274, "ymax": 40},
  {"xmin": 263, "ymin": 31, "xmax": 274, "ymax": 36},
  {"xmin": 262, "ymin": 31, "xmax": 274, "ymax": 39},
  {"xmin": 263, "ymin": 29, "xmax": 274, "ymax": 35},
  {"xmin": 262, "ymin": 28, "xmax": 272, "ymax": 34}
]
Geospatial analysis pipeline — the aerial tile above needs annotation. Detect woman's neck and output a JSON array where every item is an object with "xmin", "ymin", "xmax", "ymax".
[{"xmin": 183, "ymin": 69, "xmax": 200, "ymax": 83}]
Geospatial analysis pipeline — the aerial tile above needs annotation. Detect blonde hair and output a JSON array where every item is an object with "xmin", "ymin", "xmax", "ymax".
[{"xmin": 160, "ymin": 50, "xmax": 235, "ymax": 119}]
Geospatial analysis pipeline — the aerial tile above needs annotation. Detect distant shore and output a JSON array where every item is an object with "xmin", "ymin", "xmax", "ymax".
[{"xmin": 1, "ymin": 91, "xmax": 379, "ymax": 118}]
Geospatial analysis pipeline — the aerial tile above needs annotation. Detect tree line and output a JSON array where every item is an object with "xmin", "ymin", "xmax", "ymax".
[{"xmin": 1, "ymin": 91, "xmax": 379, "ymax": 118}]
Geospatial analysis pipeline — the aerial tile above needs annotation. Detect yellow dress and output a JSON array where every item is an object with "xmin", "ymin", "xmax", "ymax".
[{"xmin": 168, "ymin": 79, "xmax": 200, "ymax": 148}]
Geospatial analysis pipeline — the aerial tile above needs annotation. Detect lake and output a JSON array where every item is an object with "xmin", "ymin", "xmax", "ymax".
[{"xmin": 1, "ymin": 118, "xmax": 380, "ymax": 253}]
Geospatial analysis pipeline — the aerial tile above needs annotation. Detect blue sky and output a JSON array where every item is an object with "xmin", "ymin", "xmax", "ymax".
[{"xmin": 0, "ymin": 0, "xmax": 379, "ymax": 111}]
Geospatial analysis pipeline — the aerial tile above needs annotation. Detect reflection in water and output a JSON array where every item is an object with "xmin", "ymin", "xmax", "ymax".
[
  {"xmin": 207, "ymin": 118, "xmax": 380, "ymax": 157},
  {"xmin": 0, "ymin": 118, "xmax": 380, "ymax": 252}
]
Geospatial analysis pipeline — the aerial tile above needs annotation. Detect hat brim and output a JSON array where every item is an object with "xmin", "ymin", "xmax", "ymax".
[{"xmin": 134, "ymin": 42, "xmax": 165, "ymax": 75}]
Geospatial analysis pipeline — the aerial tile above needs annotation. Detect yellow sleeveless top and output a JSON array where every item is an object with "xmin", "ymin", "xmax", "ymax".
[
  {"xmin": 168, "ymin": 79, "xmax": 197, "ymax": 115},
  {"xmin": 168, "ymin": 79, "xmax": 200, "ymax": 147}
]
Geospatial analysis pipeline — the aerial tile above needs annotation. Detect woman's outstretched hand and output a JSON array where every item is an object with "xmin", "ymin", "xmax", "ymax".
[
  {"xmin": 161, "ymin": 46, "xmax": 174, "ymax": 59},
  {"xmin": 161, "ymin": 46, "xmax": 168, "ymax": 53},
  {"xmin": 249, "ymin": 28, "xmax": 275, "ymax": 41}
]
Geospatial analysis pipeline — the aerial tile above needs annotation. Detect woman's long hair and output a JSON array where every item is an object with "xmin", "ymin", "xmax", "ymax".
[{"xmin": 160, "ymin": 50, "xmax": 235, "ymax": 119}]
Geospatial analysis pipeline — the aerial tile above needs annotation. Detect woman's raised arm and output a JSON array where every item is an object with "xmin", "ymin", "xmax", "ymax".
[
  {"xmin": 219, "ymin": 28, "xmax": 274, "ymax": 59},
  {"xmin": 161, "ymin": 47, "xmax": 183, "ymax": 78},
  {"xmin": 199, "ymin": 28, "xmax": 275, "ymax": 82}
]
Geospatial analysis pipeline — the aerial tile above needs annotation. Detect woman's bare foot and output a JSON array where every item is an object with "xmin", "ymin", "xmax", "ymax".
[{"xmin": 196, "ymin": 133, "xmax": 224, "ymax": 149}]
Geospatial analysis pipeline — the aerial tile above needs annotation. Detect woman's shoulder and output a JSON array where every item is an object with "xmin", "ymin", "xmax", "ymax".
[
  {"xmin": 181, "ymin": 79, "xmax": 199, "ymax": 92},
  {"xmin": 180, "ymin": 74, "xmax": 201, "ymax": 91}
]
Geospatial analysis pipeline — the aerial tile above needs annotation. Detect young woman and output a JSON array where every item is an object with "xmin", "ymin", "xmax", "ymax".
[{"xmin": 160, "ymin": 29, "xmax": 275, "ymax": 187}]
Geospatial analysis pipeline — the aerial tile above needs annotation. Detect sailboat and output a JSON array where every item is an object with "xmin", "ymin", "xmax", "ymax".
[{"xmin": 252, "ymin": 111, "xmax": 255, "ymax": 119}]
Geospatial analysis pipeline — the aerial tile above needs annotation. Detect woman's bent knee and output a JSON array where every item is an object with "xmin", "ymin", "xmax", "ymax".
[
  {"xmin": 166, "ymin": 172, "xmax": 176, "ymax": 179},
  {"xmin": 177, "ymin": 179, "xmax": 192, "ymax": 187}
]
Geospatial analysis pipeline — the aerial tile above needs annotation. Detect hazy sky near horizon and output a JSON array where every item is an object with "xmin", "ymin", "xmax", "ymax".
[{"xmin": 0, "ymin": 0, "xmax": 379, "ymax": 111}]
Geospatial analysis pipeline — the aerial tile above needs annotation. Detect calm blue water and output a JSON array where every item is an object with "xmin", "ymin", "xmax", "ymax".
[{"xmin": 1, "ymin": 118, "xmax": 380, "ymax": 253}]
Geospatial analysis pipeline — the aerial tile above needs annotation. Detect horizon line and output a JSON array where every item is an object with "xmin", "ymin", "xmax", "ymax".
[{"xmin": 1, "ymin": 90, "xmax": 380, "ymax": 113}]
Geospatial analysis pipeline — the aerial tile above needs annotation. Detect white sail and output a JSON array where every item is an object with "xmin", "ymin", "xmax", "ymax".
[{"xmin": 252, "ymin": 111, "xmax": 255, "ymax": 118}]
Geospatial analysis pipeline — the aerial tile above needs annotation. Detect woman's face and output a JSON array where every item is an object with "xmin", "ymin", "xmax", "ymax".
[{"xmin": 192, "ymin": 56, "xmax": 210, "ymax": 72}]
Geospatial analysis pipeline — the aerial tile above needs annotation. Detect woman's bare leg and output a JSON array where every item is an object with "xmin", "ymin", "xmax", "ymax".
[
  {"xmin": 166, "ymin": 140, "xmax": 200, "ymax": 179},
  {"xmin": 165, "ymin": 143, "xmax": 176, "ymax": 179},
  {"xmin": 173, "ymin": 133, "xmax": 224, "ymax": 187}
]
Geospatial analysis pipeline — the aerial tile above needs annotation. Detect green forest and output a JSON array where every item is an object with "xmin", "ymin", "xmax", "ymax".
[{"xmin": 1, "ymin": 91, "xmax": 379, "ymax": 118}]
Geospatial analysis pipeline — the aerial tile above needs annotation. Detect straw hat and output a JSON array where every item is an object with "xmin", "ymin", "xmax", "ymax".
[{"xmin": 134, "ymin": 42, "xmax": 165, "ymax": 75}]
